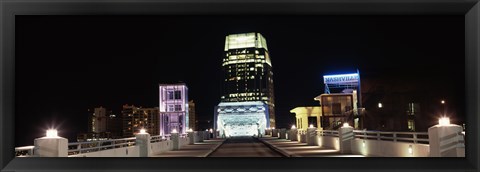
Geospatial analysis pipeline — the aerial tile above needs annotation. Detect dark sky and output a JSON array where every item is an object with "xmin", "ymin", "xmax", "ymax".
[{"xmin": 15, "ymin": 15, "xmax": 464, "ymax": 146}]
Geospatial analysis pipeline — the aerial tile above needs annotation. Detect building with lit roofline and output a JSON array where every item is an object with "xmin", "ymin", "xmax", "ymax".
[
  {"xmin": 220, "ymin": 32, "xmax": 275, "ymax": 127},
  {"xmin": 215, "ymin": 32, "xmax": 275, "ymax": 137}
]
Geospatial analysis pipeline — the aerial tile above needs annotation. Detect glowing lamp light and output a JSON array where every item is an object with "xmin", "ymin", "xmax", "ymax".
[
  {"xmin": 291, "ymin": 125, "xmax": 296, "ymax": 129},
  {"xmin": 209, "ymin": 128, "xmax": 213, "ymax": 133},
  {"xmin": 439, "ymin": 117, "xmax": 450, "ymax": 126},
  {"xmin": 46, "ymin": 129, "xmax": 58, "ymax": 138},
  {"xmin": 362, "ymin": 140, "xmax": 366, "ymax": 148},
  {"xmin": 441, "ymin": 100, "xmax": 445, "ymax": 104},
  {"xmin": 309, "ymin": 124, "xmax": 314, "ymax": 128},
  {"xmin": 171, "ymin": 129, "xmax": 178, "ymax": 133},
  {"xmin": 272, "ymin": 127, "xmax": 275, "ymax": 130},
  {"xmin": 378, "ymin": 102, "xmax": 383, "ymax": 108},
  {"xmin": 187, "ymin": 128, "xmax": 193, "ymax": 132},
  {"xmin": 139, "ymin": 129, "xmax": 147, "ymax": 134},
  {"xmin": 343, "ymin": 123, "xmax": 350, "ymax": 127},
  {"xmin": 408, "ymin": 145, "xmax": 413, "ymax": 155}
]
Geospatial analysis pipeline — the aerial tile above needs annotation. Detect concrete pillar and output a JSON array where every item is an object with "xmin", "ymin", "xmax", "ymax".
[
  {"xmin": 203, "ymin": 131, "xmax": 210, "ymax": 140},
  {"xmin": 299, "ymin": 131, "xmax": 307, "ymax": 143},
  {"xmin": 289, "ymin": 128, "xmax": 298, "ymax": 141},
  {"xmin": 339, "ymin": 126, "xmax": 354, "ymax": 154},
  {"xmin": 306, "ymin": 127, "xmax": 318, "ymax": 146},
  {"xmin": 187, "ymin": 131, "xmax": 194, "ymax": 145},
  {"xmin": 279, "ymin": 129, "xmax": 287, "ymax": 139},
  {"xmin": 195, "ymin": 131, "xmax": 204, "ymax": 142},
  {"xmin": 136, "ymin": 133, "xmax": 151, "ymax": 157},
  {"xmin": 34, "ymin": 136, "xmax": 68, "ymax": 157},
  {"xmin": 171, "ymin": 133, "xmax": 180, "ymax": 150},
  {"xmin": 272, "ymin": 129, "xmax": 279, "ymax": 137},
  {"xmin": 428, "ymin": 124, "xmax": 465, "ymax": 157}
]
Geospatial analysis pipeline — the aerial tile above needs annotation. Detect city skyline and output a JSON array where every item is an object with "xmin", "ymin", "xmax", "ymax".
[{"xmin": 15, "ymin": 15, "xmax": 465, "ymax": 147}]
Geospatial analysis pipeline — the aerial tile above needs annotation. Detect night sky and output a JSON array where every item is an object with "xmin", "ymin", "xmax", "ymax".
[{"xmin": 15, "ymin": 15, "xmax": 464, "ymax": 146}]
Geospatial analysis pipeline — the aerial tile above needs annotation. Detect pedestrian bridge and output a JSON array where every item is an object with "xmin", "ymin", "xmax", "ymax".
[{"xmin": 15, "ymin": 123, "xmax": 465, "ymax": 157}]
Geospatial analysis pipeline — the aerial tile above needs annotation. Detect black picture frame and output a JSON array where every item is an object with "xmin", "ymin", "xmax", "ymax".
[{"xmin": 1, "ymin": 0, "xmax": 479, "ymax": 172}]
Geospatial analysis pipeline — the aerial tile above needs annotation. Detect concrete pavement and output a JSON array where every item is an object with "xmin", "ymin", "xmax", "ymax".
[
  {"xmin": 151, "ymin": 138, "xmax": 225, "ymax": 157},
  {"xmin": 208, "ymin": 136, "xmax": 283, "ymax": 157},
  {"xmin": 259, "ymin": 137, "xmax": 365, "ymax": 157}
]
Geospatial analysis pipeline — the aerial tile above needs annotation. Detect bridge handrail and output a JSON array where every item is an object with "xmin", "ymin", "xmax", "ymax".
[
  {"xmin": 317, "ymin": 130, "xmax": 339, "ymax": 137},
  {"xmin": 150, "ymin": 135, "xmax": 167, "ymax": 143},
  {"xmin": 353, "ymin": 130, "xmax": 429, "ymax": 144},
  {"xmin": 67, "ymin": 137, "xmax": 136, "ymax": 155},
  {"xmin": 15, "ymin": 145, "xmax": 35, "ymax": 157}
]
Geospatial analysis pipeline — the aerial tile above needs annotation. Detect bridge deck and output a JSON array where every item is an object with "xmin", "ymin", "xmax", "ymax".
[
  {"xmin": 208, "ymin": 136, "xmax": 283, "ymax": 157},
  {"xmin": 151, "ymin": 138, "xmax": 225, "ymax": 157}
]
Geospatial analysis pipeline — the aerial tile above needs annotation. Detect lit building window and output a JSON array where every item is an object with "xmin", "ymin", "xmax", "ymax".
[
  {"xmin": 175, "ymin": 105, "xmax": 182, "ymax": 111},
  {"xmin": 407, "ymin": 120, "xmax": 415, "ymax": 131},
  {"xmin": 167, "ymin": 91, "xmax": 174, "ymax": 100}
]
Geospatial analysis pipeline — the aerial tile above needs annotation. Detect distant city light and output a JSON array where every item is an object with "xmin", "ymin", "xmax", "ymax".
[
  {"xmin": 378, "ymin": 102, "xmax": 383, "ymax": 108},
  {"xmin": 439, "ymin": 117, "xmax": 450, "ymax": 126},
  {"xmin": 343, "ymin": 123, "xmax": 350, "ymax": 127},
  {"xmin": 46, "ymin": 129, "xmax": 58, "ymax": 138},
  {"xmin": 441, "ymin": 100, "xmax": 445, "ymax": 104}
]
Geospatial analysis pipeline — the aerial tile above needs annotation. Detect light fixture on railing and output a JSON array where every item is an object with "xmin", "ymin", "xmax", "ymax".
[
  {"xmin": 209, "ymin": 128, "xmax": 213, "ymax": 133},
  {"xmin": 291, "ymin": 125, "xmax": 296, "ymax": 129},
  {"xmin": 187, "ymin": 128, "xmax": 193, "ymax": 132},
  {"xmin": 439, "ymin": 117, "xmax": 450, "ymax": 126},
  {"xmin": 171, "ymin": 129, "xmax": 178, "ymax": 133},
  {"xmin": 46, "ymin": 129, "xmax": 58, "ymax": 138},
  {"xmin": 272, "ymin": 127, "xmax": 275, "ymax": 130},
  {"xmin": 139, "ymin": 128, "xmax": 147, "ymax": 134},
  {"xmin": 343, "ymin": 123, "xmax": 350, "ymax": 127},
  {"xmin": 309, "ymin": 124, "xmax": 314, "ymax": 128}
]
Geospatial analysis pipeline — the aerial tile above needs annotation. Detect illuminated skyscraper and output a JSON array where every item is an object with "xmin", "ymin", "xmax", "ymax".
[
  {"xmin": 215, "ymin": 32, "xmax": 275, "ymax": 137},
  {"xmin": 221, "ymin": 32, "xmax": 276, "ymax": 127}
]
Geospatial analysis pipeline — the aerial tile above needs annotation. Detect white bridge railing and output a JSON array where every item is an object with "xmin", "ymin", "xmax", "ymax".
[
  {"xmin": 68, "ymin": 137, "xmax": 136, "ymax": 156},
  {"xmin": 318, "ymin": 130, "xmax": 339, "ymax": 137},
  {"xmin": 352, "ymin": 130, "xmax": 430, "ymax": 144},
  {"xmin": 15, "ymin": 146, "xmax": 35, "ymax": 157},
  {"xmin": 15, "ymin": 133, "xmax": 193, "ymax": 157}
]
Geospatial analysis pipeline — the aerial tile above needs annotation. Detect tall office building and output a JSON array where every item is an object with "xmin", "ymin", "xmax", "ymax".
[
  {"xmin": 121, "ymin": 105, "xmax": 159, "ymax": 137},
  {"xmin": 215, "ymin": 32, "xmax": 275, "ymax": 137},
  {"xmin": 221, "ymin": 32, "xmax": 276, "ymax": 127},
  {"xmin": 89, "ymin": 107, "xmax": 108, "ymax": 133},
  {"xmin": 78, "ymin": 107, "xmax": 122, "ymax": 142},
  {"xmin": 188, "ymin": 100, "xmax": 197, "ymax": 131}
]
